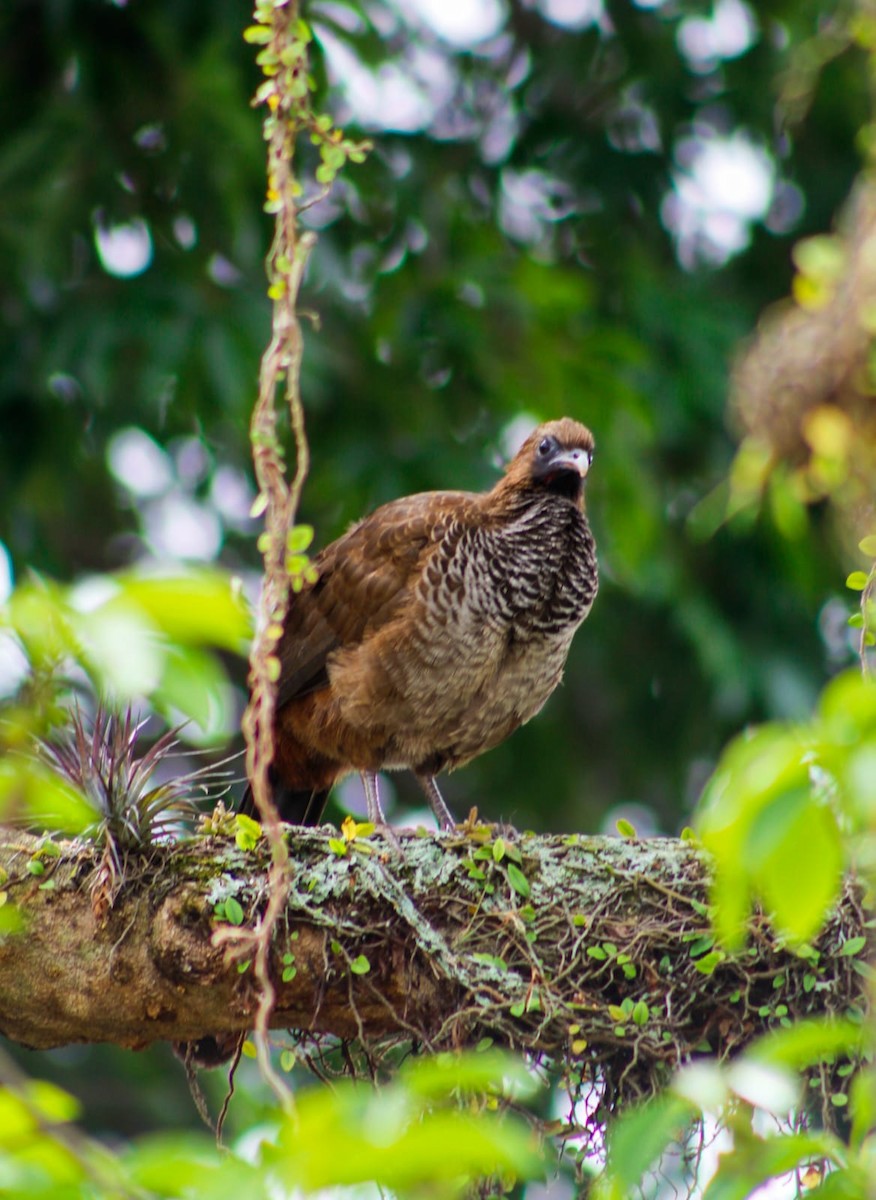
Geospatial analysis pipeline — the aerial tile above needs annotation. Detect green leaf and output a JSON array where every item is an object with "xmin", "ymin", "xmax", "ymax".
[
  {"xmin": 858, "ymin": 534, "xmax": 876, "ymax": 556},
  {"xmin": 840, "ymin": 936, "xmax": 867, "ymax": 956},
  {"xmin": 506, "ymin": 862, "xmax": 530, "ymax": 897},
  {"xmin": 271, "ymin": 1076, "xmax": 542, "ymax": 1191},
  {"xmin": 243, "ymin": 24, "xmax": 273, "ymax": 43},
  {"xmin": 114, "ymin": 570, "xmax": 251, "ymax": 653},
  {"xmin": 350, "ymin": 954, "xmax": 371, "ymax": 975},
  {"xmin": 615, "ymin": 818, "xmax": 637, "ymax": 838},
  {"xmin": 223, "ymin": 897, "xmax": 244, "ymax": 926},
  {"xmin": 632, "ymin": 1001, "xmax": 650, "ymax": 1026},
  {"xmin": 687, "ymin": 934, "xmax": 715, "ymax": 958},
  {"xmin": 26, "ymin": 1079, "xmax": 82, "ymax": 1123},
  {"xmin": 846, "ymin": 571, "xmax": 869, "ymax": 590},
  {"xmin": 602, "ymin": 1094, "xmax": 695, "ymax": 1193},
  {"xmin": 694, "ymin": 951, "xmax": 727, "ymax": 976},
  {"xmin": 234, "ymin": 813, "xmax": 262, "ymax": 851},
  {"xmin": 759, "ymin": 795, "xmax": 843, "ymax": 943},
  {"xmin": 399, "ymin": 1050, "xmax": 537, "ymax": 1102},
  {"xmin": 287, "ymin": 524, "xmax": 315, "ymax": 553},
  {"xmin": 699, "ymin": 724, "xmax": 844, "ymax": 947},
  {"xmin": 153, "ymin": 643, "xmax": 232, "ymax": 740},
  {"xmin": 849, "ymin": 1066, "xmax": 876, "ymax": 1151}
]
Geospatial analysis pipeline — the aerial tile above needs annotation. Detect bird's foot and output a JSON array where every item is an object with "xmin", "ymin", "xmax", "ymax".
[
  {"xmin": 371, "ymin": 819, "xmax": 403, "ymax": 855},
  {"xmin": 361, "ymin": 771, "xmax": 403, "ymax": 853},
  {"xmin": 414, "ymin": 774, "xmax": 457, "ymax": 832}
]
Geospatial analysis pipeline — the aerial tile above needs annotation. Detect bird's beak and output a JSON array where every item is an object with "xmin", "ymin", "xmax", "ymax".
[{"xmin": 549, "ymin": 448, "xmax": 590, "ymax": 479}]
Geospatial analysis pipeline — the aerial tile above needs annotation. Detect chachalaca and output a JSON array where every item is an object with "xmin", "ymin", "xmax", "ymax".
[{"xmin": 243, "ymin": 417, "xmax": 598, "ymax": 830}]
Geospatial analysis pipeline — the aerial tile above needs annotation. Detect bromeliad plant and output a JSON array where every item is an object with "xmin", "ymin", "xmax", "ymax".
[{"xmin": 37, "ymin": 705, "xmax": 232, "ymax": 915}]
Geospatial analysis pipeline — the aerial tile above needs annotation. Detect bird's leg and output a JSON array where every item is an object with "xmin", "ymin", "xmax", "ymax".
[
  {"xmin": 361, "ymin": 771, "xmax": 402, "ymax": 852},
  {"xmin": 414, "ymin": 773, "xmax": 457, "ymax": 832},
  {"xmin": 361, "ymin": 770, "xmax": 387, "ymax": 825}
]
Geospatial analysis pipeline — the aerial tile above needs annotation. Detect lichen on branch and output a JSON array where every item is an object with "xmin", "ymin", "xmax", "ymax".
[{"xmin": 0, "ymin": 826, "xmax": 867, "ymax": 1125}]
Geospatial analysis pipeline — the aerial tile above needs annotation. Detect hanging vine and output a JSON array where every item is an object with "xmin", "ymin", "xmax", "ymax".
[{"xmin": 236, "ymin": 0, "xmax": 369, "ymax": 1101}]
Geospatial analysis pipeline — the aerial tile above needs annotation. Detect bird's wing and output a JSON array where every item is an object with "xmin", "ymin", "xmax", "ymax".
[{"xmin": 274, "ymin": 490, "xmax": 473, "ymax": 707}]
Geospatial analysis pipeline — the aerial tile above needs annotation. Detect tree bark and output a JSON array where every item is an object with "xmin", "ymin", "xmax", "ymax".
[{"xmin": 0, "ymin": 826, "xmax": 867, "ymax": 1094}]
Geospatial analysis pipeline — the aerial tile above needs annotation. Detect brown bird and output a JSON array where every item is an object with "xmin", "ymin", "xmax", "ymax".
[{"xmin": 246, "ymin": 417, "xmax": 598, "ymax": 831}]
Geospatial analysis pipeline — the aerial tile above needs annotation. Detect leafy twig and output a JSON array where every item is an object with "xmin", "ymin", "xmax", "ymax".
[{"xmin": 846, "ymin": 533, "xmax": 876, "ymax": 676}]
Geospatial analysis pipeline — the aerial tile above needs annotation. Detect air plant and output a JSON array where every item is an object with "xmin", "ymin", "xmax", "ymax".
[{"xmin": 37, "ymin": 704, "xmax": 236, "ymax": 915}]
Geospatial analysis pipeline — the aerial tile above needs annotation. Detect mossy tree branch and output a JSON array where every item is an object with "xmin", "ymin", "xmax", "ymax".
[{"xmin": 0, "ymin": 827, "xmax": 867, "ymax": 1104}]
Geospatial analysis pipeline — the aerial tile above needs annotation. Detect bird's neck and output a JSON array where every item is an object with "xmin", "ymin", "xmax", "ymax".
[{"xmin": 490, "ymin": 475, "xmax": 585, "ymax": 517}]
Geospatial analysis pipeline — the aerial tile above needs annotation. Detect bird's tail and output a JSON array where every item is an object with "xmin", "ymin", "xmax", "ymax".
[{"xmin": 239, "ymin": 766, "xmax": 331, "ymax": 826}]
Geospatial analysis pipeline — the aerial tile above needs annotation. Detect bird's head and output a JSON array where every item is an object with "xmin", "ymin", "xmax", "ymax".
[{"xmin": 504, "ymin": 418, "xmax": 595, "ymax": 505}]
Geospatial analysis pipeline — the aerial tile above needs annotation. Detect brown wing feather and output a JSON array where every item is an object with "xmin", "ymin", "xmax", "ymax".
[{"xmin": 274, "ymin": 490, "xmax": 475, "ymax": 709}]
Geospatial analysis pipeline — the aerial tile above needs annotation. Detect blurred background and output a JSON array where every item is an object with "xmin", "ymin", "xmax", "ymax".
[{"xmin": 0, "ymin": 0, "xmax": 872, "ymax": 1153}]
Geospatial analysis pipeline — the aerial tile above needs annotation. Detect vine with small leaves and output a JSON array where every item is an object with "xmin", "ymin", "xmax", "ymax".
[
  {"xmin": 846, "ymin": 533, "xmax": 876, "ymax": 676},
  {"xmin": 236, "ymin": 0, "xmax": 369, "ymax": 1105}
]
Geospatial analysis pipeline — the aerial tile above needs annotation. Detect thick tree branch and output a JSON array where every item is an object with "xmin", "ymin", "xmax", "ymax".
[{"xmin": 0, "ymin": 827, "xmax": 867, "ymax": 1097}]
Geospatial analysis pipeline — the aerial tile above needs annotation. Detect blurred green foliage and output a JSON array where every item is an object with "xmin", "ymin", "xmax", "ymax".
[
  {"xmin": 698, "ymin": 666, "xmax": 876, "ymax": 948},
  {"xmin": 594, "ymin": 1015, "xmax": 875, "ymax": 1199},
  {"xmin": 0, "ymin": 1049, "xmax": 541, "ymax": 1198},
  {"xmin": 2, "ymin": 0, "xmax": 876, "ymax": 1196},
  {"xmin": 0, "ymin": 570, "xmax": 249, "ymax": 754}
]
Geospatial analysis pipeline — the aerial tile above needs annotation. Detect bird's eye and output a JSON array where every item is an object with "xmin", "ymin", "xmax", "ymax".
[{"xmin": 537, "ymin": 437, "xmax": 552, "ymax": 456}]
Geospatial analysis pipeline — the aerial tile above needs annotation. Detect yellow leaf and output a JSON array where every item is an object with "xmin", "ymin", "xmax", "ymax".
[{"xmin": 341, "ymin": 814, "xmax": 358, "ymax": 841}]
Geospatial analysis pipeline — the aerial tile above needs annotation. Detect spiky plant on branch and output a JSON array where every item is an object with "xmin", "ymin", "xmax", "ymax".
[{"xmin": 37, "ymin": 705, "xmax": 231, "ymax": 918}]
